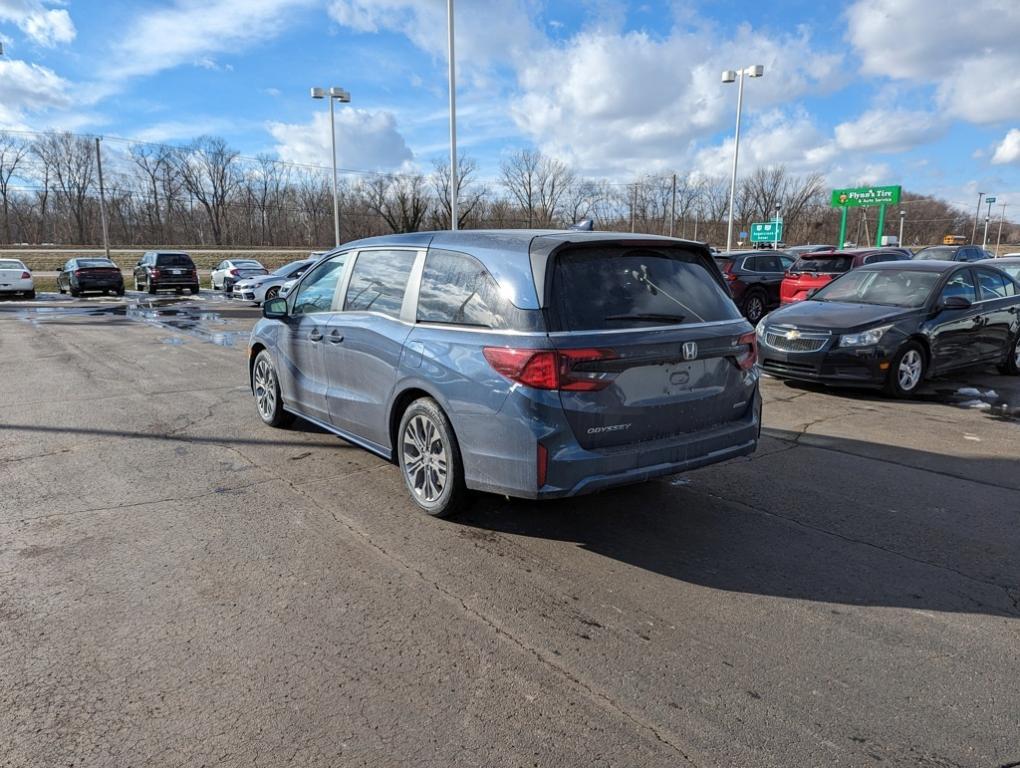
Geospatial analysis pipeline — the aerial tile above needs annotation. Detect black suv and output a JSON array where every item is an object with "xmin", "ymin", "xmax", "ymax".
[
  {"xmin": 133, "ymin": 252, "xmax": 200, "ymax": 294},
  {"xmin": 914, "ymin": 245, "xmax": 991, "ymax": 262},
  {"xmin": 714, "ymin": 250, "xmax": 792, "ymax": 323}
]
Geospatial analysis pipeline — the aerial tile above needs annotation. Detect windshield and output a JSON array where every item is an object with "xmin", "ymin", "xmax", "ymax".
[
  {"xmin": 791, "ymin": 255, "xmax": 852, "ymax": 274},
  {"xmin": 78, "ymin": 259, "xmax": 116, "ymax": 268},
  {"xmin": 274, "ymin": 260, "xmax": 310, "ymax": 277},
  {"xmin": 234, "ymin": 260, "xmax": 264, "ymax": 268},
  {"xmin": 914, "ymin": 247, "xmax": 956, "ymax": 261},
  {"xmin": 812, "ymin": 269, "xmax": 941, "ymax": 308},
  {"xmin": 550, "ymin": 246, "xmax": 740, "ymax": 331},
  {"xmin": 0, "ymin": 259, "xmax": 25, "ymax": 270},
  {"xmin": 156, "ymin": 253, "xmax": 193, "ymax": 267}
]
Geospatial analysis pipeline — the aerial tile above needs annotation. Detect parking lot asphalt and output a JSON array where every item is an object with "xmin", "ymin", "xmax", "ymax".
[{"xmin": 1, "ymin": 293, "xmax": 1018, "ymax": 768}]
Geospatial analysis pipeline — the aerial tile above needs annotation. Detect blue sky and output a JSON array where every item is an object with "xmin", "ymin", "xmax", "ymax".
[{"xmin": 1, "ymin": 0, "xmax": 1019, "ymax": 212}]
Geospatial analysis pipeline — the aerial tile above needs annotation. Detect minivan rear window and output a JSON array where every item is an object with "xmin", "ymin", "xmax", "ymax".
[
  {"xmin": 791, "ymin": 256, "xmax": 852, "ymax": 274},
  {"xmin": 156, "ymin": 253, "xmax": 193, "ymax": 267},
  {"xmin": 549, "ymin": 246, "xmax": 741, "ymax": 331}
]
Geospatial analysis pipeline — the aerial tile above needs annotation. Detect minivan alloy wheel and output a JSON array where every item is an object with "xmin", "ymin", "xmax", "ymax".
[{"xmin": 402, "ymin": 415, "xmax": 448, "ymax": 503}]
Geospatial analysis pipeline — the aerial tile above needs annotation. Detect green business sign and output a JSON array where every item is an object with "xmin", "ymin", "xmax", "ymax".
[
  {"xmin": 750, "ymin": 221, "xmax": 783, "ymax": 243},
  {"xmin": 831, "ymin": 185, "xmax": 901, "ymax": 208}
]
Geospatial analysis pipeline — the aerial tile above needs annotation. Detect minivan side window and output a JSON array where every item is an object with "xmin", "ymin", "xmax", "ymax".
[
  {"xmin": 417, "ymin": 250, "xmax": 509, "ymax": 328},
  {"xmin": 343, "ymin": 249, "xmax": 417, "ymax": 318},
  {"xmin": 292, "ymin": 255, "xmax": 347, "ymax": 315}
]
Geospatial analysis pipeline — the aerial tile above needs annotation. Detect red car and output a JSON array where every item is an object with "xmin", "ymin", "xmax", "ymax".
[{"xmin": 780, "ymin": 249, "xmax": 910, "ymax": 305}]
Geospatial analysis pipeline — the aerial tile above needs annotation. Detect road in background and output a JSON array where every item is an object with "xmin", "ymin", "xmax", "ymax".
[{"xmin": 1, "ymin": 296, "xmax": 1018, "ymax": 767}]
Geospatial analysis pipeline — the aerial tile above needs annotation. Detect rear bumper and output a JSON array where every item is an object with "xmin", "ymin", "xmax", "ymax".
[
  {"xmin": 0, "ymin": 280, "xmax": 33, "ymax": 293},
  {"xmin": 75, "ymin": 278, "xmax": 124, "ymax": 291}
]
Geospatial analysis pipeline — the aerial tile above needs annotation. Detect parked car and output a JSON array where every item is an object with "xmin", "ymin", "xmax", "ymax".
[
  {"xmin": 0, "ymin": 258, "xmax": 34, "ymax": 299},
  {"xmin": 913, "ymin": 245, "xmax": 991, "ymax": 262},
  {"xmin": 56, "ymin": 257, "xmax": 125, "ymax": 297},
  {"xmin": 985, "ymin": 256, "xmax": 1020, "ymax": 283},
  {"xmin": 232, "ymin": 259, "xmax": 314, "ymax": 304},
  {"xmin": 786, "ymin": 245, "xmax": 835, "ymax": 258},
  {"xmin": 759, "ymin": 261, "xmax": 1020, "ymax": 396},
  {"xmin": 248, "ymin": 231, "xmax": 761, "ymax": 516},
  {"xmin": 781, "ymin": 249, "xmax": 910, "ymax": 305},
  {"xmin": 211, "ymin": 259, "xmax": 268, "ymax": 292},
  {"xmin": 714, "ymin": 250, "xmax": 791, "ymax": 323},
  {"xmin": 133, "ymin": 251, "xmax": 200, "ymax": 294}
]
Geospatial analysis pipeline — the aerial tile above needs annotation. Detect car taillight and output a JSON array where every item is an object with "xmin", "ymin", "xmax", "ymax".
[
  {"xmin": 736, "ymin": 331, "xmax": 757, "ymax": 371},
  {"xmin": 229, "ymin": 268, "xmax": 239, "ymax": 276},
  {"xmin": 482, "ymin": 347, "xmax": 617, "ymax": 391},
  {"xmin": 722, "ymin": 261, "xmax": 738, "ymax": 281},
  {"xmin": 73, "ymin": 269, "xmax": 81, "ymax": 277},
  {"xmin": 537, "ymin": 443, "xmax": 548, "ymax": 488},
  {"xmin": 151, "ymin": 268, "xmax": 160, "ymax": 278},
  {"xmin": 21, "ymin": 271, "xmax": 31, "ymax": 279}
]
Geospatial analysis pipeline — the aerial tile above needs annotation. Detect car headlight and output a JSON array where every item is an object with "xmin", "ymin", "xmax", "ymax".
[{"xmin": 839, "ymin": 324, "xmax": 893, "ymax": 347}]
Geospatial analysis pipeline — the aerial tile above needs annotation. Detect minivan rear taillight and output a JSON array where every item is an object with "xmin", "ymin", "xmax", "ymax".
[
  {"xmin": 483, "ymin": 347, "xmax": 617, "ymax": 391},
  {"xmin": 736, "ymin": 331, "xmax": 757, "ymax": 371}
]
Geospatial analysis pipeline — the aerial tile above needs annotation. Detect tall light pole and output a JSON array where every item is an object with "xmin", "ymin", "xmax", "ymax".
[
  {"xmin": 996, "ymin": 202, "xmax": 1007, "ymax": 255},
  {"xmin": 898, "ymin": 209, "xmax": 905, "ymax": 247},
  {"xmin": 447, "ymin": 0, "xmax": 459, "ymax": 231},
  {"xmin": 773, "ymin": 203, "xmax": 781, "ymax": 249},
  {"xmin": 95, "ymin": 137, "xmax": 110, "ymax": 258},
  {"xmin": 311, "ymin": 85, "xmax": 351, "ymax": 248},
  {"xmin": 972, "ymin": 191, "xmax": 984, "ymax": 244},
  {"xmin": 721, "ymin": 64, "xmax": 764, "ymax": 252}
]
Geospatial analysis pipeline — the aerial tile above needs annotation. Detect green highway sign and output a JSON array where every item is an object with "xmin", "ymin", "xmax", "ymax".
[
  {"xmin": 750, "ymin": 221, "xmax": 783, "ymax": 243},
  {"xmin": 986, "ymin": 196, "xmax": 997, "ymax": 204},
  {"xmin": 831, "ymin": 185, "xmax": 901, "ymax": 208}
]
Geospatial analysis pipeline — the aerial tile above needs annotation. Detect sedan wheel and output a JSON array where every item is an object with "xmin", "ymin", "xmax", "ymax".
[
  {"xmin": 252, "ymin": 351, "xmax": 292, "ymax": 427},
  {"xmin": 398, "ymin": 398, "xmax": 468, "ymax": 517},
  {"xmin": 885, "ymin": 342, "xmax": 925, "ymax": 397},
  {"xmin": 264, "ymin": 286, "xmax": 279, "ymax": 301},
  {"xmin": 999, "ymin": 334, "xmax": 1020, "ymax": 376}
]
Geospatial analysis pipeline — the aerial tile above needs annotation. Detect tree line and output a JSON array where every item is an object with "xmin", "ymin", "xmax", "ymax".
[{"xmin": 0, "ymin": 130, "xmax": 1009, "ymax": 249}]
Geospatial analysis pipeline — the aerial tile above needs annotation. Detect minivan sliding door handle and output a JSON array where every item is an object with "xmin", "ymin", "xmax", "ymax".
[
  {"xmin": 328, "ymin": 329, "xmax": 344, "ymax": 344},
  {"xmin": 308, "ymin": 329, "xmax": 323, "ymax": 342}
]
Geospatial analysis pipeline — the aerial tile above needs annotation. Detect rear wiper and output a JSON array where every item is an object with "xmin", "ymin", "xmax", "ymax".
[{"xmin": 604, "ymin": 313, "xmax": 686, "ymax": 323}]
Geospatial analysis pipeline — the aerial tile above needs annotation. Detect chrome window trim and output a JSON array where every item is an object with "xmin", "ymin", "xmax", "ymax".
[{"xmin": 546, "ymin": 317, "xmax": 746, "ymax": 337}]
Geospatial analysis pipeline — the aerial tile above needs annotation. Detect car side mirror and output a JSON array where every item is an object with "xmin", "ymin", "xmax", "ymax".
[
  {"xmin": 263, "ymin": 297, "xmax": 288, "ymax": 318},
  {"xmin": 941, "ymin": 295, "xmax": 972, "ymax": 310}
]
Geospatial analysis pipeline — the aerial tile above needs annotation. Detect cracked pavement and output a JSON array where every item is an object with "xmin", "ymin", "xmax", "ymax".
[{"xmin": 1, "ymin": 299, "xmax": 1019, "ymax": 767}]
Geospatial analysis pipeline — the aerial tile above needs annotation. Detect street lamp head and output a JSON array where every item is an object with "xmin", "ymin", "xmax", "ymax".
[
  {"xmin": 330, "ymin": 86, "xmax": 351, "ymax": 102},
  {"xmin": 747, "ymin": 64, "xmax": 764, "ymax": 77},
  {"xmin": 310, "ymin": 87, "xmax": 325, "ymax": 99},
  {"xmin": 721, "ymin": 70, "xmax": 737, "ymax": 83}
]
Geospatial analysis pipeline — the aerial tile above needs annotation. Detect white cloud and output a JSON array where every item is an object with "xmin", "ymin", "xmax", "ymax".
[
  {"xmin": 833, "ymin": 109, "xmax": 946, "ymax": 153},
  {"xmin": 991, "ymin": 129, "xmax": 1020, "ymax": 165},
  {"xmin": 0, "ymin": 0, "xmax": 75, "ymax": 47},
  {"xmin": 326, "ymin": 0, "xmax": 539, "ymax": 73},
  {"xmin": 0, "ymin": 57, "xmax": 73, "ymax": 128},
  {"xmin": 845, "ymin": 0, "xmax": 1020, "ymax": 123},
  {"xmin": 104, "ymin": 0, "xmax": 315, "ymax": 80},
  {"xmin": 267, "ymin": 109, "xmax": 414, "ymax": 171},
  {"xmin": 509, "ymin": 24, "xmax": 843, "ymax": 176}
]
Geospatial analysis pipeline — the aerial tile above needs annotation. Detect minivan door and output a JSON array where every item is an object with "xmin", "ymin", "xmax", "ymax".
[
  {"xmin": 275, "ymin": 254, "xmax": 348, "ymax": 423},
  {"xmin": 323, "ymin": 249, "xmax": 419, "ymax": 450},
  {"xmin": 545, "ymin": 245, "xmax": 758, "ymax": 452}
]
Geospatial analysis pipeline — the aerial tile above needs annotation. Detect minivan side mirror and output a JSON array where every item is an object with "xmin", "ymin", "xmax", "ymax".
[
  {"xmin": 263, "ymin": 297, "xmax": 288, "ymax": 318},
  {"xmin": 941, "ymin": 295, "xmax": 972, "ymax": 310}
]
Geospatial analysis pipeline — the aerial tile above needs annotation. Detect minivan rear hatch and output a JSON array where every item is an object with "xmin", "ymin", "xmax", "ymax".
[{"xmin": 545, "ymin": 243, "xmax": 756, "ymax": 451}]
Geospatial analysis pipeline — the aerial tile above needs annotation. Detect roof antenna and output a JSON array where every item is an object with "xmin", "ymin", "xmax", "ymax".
[{"xmin": 569, "ymin": 219, "xmax": 594, "ymax": 231}]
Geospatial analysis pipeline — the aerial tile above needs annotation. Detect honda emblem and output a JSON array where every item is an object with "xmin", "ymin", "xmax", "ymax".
[{"xmin": 682, "ymin": 341, "xmax": 698, "ymax": 361}]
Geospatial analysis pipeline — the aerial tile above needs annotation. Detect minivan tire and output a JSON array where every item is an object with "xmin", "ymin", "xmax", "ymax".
[
  {"xmin": 397, "ymin": 398, "xmax": 469, "ymax": 518},
  {"xmin": 252, "ymin": 350, "xmax": 293, "ymax": 428},
  {"xmin": 148, "ymin": 281, "xmax": 157, "ymax": 295},
  {"xmin": 885, "ymin": 341, "xmax": 926, "ymax": 398}
]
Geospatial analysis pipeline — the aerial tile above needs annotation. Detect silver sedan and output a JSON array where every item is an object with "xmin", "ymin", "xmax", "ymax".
[{"xmin": 233, "ymin": 259, "xmax": 314, "ymax": 304}]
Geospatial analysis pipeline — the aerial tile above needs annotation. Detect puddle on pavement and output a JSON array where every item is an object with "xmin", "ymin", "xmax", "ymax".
[
  {"xmin": 923, "ymin": 383, "xmax": 1020, "ymax": 422},
  {"xmin": 7, "ymin": 298, "xmax": 253, "ymax": 348}
]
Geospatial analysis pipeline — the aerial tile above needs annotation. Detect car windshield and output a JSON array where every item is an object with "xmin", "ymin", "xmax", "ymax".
[
  {"xmin": 812, "ymin": 269, "xmax": 942, "ymax": 308},
  {"xmin": 550, "ymin": 246, "xmax": 740, "ymax": 330},
  {"xmin": 791, "ymin": 255, "xmax": 853, "ymax": 274},
  {"xmin": 914, "ymin": 247, "xmax": 956, "ymax": 260},
  {"xmin": 78, "ymin": 259, "xmax": 116, "ymax": 268},
  {"xmin": 234, "ymin": 260, "xmax": 264, "ymax": 268},
  {"xmin": 0, "ymin": 259, "xmax": 25, "ymax": 270},
  {"xmin": 156, "ymin": 253, "xmax": 193, "ymax": 266},
  {"xmin": 274, "ymin": 260, "xmax": 309, "ymax": 276}
]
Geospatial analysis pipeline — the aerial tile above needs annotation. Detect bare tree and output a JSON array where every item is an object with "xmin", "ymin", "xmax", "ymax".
[
  {"xmin": 130, "ymin": 143, "xmax": 175, "ymax": 243},
  {"xmin": 34, "ymin": 132, "xmax": 96, "ymax": 244},
  {"xmin": 431, "ymin": 156, "xmax": 486, "ymax": 229},
  {"xmin": 174, "ymin": 136, "xmax": 240, "ymax": 245},
  {"xmin": 364, "ymin": 174, "xmax": 430, "ymax": 233},
  {"xmin": 0, "ymin": 132, "xmax": 28, "ymax": 243}
]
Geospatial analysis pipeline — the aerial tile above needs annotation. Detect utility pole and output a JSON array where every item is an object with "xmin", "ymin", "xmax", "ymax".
[
  {"xmin": 995, "ymin": 202, "xmax": 1007, "ymax": 255},
  {"xmin": 630, "ymin": 185, "xmax": 636, "ymax": 232},
  {"xmin": 447, "ymin": 0, "xmax": 459, "ymax": 230},
  {"xmin": 972, "ymin": 191, "xmax": 984, "ymax": 244},
  {"xmin": 95, "ymin": 137, "xmax": 110, "ymax": 258},
  {"xmin": 669, "ymin": 173, "xmax": 677, "ymax": 237}
]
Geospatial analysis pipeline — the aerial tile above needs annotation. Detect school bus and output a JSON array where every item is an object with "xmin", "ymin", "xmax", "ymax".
[{"xmin": 943, "ymin": 234, "xmax": 966, "ymax": 245}]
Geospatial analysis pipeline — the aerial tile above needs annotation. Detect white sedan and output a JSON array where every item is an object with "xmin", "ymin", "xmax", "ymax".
[
  {"xmin": 0, "ymin": 258, "xmax": 35, "ymax": 299},
  {"xmin": 232, "ymin": 259, "xmax": 313, "ymax": 304}
]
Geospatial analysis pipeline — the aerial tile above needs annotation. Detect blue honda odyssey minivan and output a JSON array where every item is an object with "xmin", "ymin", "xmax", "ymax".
[{"xmin": 248, "ymin": 230, "xmax": 760, "ymax": 516}]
